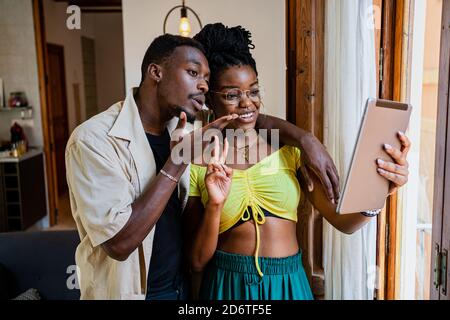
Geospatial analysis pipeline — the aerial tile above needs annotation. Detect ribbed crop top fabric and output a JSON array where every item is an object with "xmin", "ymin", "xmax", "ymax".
[{"xmin": 189, "ymin": 145, "xmax": 303, "ymax": 277}]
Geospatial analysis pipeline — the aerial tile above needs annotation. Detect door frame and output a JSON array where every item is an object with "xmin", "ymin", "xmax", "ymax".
[
  {"xmin": 286, "ymin": 0, "xmax": 325, "ymax": 298},
  {"xmin": 32, "ymin": 0, "xmax": 59, "ymax": 226},
  {"xmin": 431, "ymin": 0, "xmax": 450, "ymax": 301},
  {"xmin": 376, "ymin": 0, "xmax": 407, "ymax": 300},
  {"xmin": 378, "ymin": 0, "xmax": 450, "ymax": 300},
  {"xmin": 46, "ymin": 43, "xmax": 70, "ymax": 196}
]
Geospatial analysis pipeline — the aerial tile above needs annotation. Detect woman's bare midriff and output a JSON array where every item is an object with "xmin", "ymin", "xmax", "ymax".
[{"xmin": 217, "ymin": 217, "xmax": 300, "ymax": 258}]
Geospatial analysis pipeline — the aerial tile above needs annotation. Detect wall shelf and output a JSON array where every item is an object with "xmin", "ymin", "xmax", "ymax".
[{"xmin": 0, "ymin": 106, "xmax": 33, "ymax": 119}]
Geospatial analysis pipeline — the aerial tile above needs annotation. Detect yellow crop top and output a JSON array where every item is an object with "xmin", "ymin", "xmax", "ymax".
[{"xmin": 189, "ymin": 145, "xmax": 303, "ymax": 277}]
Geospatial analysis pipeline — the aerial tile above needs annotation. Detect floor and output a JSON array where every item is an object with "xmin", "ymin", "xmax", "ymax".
[{"xmin": 47, "ymin": 191, "xmax": 76, "ymax": 230}]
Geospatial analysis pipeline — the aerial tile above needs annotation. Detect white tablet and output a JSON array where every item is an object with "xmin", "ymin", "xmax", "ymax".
[{"xmin": 337, "ymin": 98, "xmax": 412, "ymax": 214}]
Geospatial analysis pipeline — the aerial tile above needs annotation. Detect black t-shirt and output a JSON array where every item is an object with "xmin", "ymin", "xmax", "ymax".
[{"xmin": 145, "ymin": 129, "xmax": 184, "ymax": 296}]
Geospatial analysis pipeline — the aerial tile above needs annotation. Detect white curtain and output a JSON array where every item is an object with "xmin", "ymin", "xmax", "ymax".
[{"xmin": 323, "ymin": 0, "xmax": 378, "ymax": 300}]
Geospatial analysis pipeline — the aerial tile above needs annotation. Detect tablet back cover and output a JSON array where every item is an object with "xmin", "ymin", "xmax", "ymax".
[{"xmin": 338, "ymin": 98, "xmax": 412, "ymax": 214}]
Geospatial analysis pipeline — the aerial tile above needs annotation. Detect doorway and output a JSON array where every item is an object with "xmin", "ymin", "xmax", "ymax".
[
  {"xmin": 33, "ymin": 0, "xmax": 125, "ymax": 229},
  {"xmin": 46, "ymin": 44, "xmax": 69, "ymax": 198},
  {"xmin": 375, "ymin": 0, "xmax": 450, "ymax": 300}
]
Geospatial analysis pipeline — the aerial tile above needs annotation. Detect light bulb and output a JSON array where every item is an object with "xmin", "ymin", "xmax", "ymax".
[{"xmin": 179, "ymin": 17, "xmax": 191, "ymax": 37}]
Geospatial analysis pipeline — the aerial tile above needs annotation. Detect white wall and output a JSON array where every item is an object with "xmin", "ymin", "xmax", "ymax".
[
  {"xmin": 0, "ymin": 0, "xmax": 48, "ymax": 229},
  {"xmin": 44, "ymin": 0, "xmax": 125, "ymax": 132},
  {"xmin": 85, "ymin": 13, "xmax": 126, "ymax": 112},
  {"xmin": 44, "ymin": 0, "xmax": 90, "ymax": 133},
  {"xmin": 0, "ymin": 0, "xmax": 43, "ymax": 147},
  {"xmin": 122, "ymin": 0, "xmax": 286, "ymax": 119}
]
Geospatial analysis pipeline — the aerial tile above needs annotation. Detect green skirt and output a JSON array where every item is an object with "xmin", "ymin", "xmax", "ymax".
[{"xmin": 199, "ymin": 250, "xmax": 314, "ymax": 300}]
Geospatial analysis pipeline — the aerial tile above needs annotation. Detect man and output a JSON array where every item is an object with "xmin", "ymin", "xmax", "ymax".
[{"xmin": 65, "ymin": 34, "xmax": 340, "ymax": 300}]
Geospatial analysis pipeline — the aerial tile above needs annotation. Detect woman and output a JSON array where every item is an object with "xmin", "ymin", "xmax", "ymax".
[{"xmin": 183, "ymin": 23, "xmax": 410, "ymax": 300}]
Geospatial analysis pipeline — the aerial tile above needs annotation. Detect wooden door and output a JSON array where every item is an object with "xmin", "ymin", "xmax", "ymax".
[
  {"xmin": 46, "ymin": 44, "xmax": 69, "ymax": 197},
  {"xmin": 286, "ymin": 0, "xmax": 325, "ymax": 299},
  {"xmin": 376, "ymin": 0, "xmax": 449, "ymax": 300},
  {"xmin": 375, "ymin": 0, "xmax": 416, "ymax": 300},
  {"xmin": 431, "ymin": 0, "xmax": 450, "ymax": 300},
  {"xmin": 375, "ymin": 0, "xmax": 402, "ymax": 300}
]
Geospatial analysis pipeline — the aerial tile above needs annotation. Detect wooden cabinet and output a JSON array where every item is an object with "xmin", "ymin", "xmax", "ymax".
[{"xmin": 0, "ymin": 151, "xmax": 47, "ymax": 232}]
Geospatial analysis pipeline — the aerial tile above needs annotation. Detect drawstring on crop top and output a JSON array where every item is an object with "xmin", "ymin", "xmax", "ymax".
[{"xmin": 242, "ymin": 204, "xmax": 266, "ymax": 277}]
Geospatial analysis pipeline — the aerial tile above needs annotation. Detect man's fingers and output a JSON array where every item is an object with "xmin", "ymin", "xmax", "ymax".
[
  {"xmin": 307, "ymin": 165, "xmax": 335, "ymax": 203},
  {"xmin": 171, "ymin": 112, "xmax": 188, "ymax": 143},
  {"xmin": 176, "ymin": 112, "xmax": 187, "ymax": 131},
  {"xmin": 300, "ymin": 166, "xmax": 314, "ymax": 193},
  {"xmin": 328, "ymin": 167, "xmax": 340, "ymax": 201},
  {"xmin": 317, "ymin": 170, "xmax": 335, "ymax": 203}
]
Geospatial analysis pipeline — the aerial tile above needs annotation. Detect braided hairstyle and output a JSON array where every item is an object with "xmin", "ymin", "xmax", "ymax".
[{"xmin": 193, "ymin": 23, "xmax": 258, "ymax": 90}]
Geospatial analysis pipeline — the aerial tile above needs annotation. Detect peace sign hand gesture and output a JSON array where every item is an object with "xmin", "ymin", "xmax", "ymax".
[{"xmin": 205, "ymin": 136, "xmax": 233, "ymax": 207}]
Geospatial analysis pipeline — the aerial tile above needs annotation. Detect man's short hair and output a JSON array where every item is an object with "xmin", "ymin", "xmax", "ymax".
[{"xmin": 140, "ymin": 34, "xmax": 205, "ymax": 84}]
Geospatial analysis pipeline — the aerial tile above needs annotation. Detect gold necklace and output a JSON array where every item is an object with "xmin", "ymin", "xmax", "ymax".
[
  {"xmin": 236, "ymin": 132, "xmax": 259, "ymax": 162},
  {"xmin": 237, "ymin": 144, "xmax": 250, "ymax": 162},
  {"xmin": 236, "ymin": 136, "xmax": 258, "ymax": 162}
]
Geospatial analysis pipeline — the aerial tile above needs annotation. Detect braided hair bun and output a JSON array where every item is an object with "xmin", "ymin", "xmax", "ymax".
[{"xmin": 193, "ymin": 23, "xmax": 258, "ymax": 89}]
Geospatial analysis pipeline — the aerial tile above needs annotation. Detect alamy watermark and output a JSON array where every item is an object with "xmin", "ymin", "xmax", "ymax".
[
  {"xmin": 170, "ymin": 123, "xmax": 280, "ymax": 167},
  {"xmin": 66, "ymin": 264, "xmax": 80, "ymax": 290},
  {"xmin": 66, "ymin": 5, "xmax": 81, "ymax": 30}
]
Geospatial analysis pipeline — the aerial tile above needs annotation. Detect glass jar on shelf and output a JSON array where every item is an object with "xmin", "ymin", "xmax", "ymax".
[
  {"xmin": 8, "ymin": 92, "xmax": 28, "ymax": 108},
  {"xmin": 10, "ymin": 142, "xmax": 19, "ymax": 158}
]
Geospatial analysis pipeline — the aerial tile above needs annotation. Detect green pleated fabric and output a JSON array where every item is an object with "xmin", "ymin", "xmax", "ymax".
[{"xmin": 199, "ymin": 250, "xmax": 314, "ymax": 300}]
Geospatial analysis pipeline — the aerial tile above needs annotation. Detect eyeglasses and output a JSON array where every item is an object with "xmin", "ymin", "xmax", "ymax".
[{"xmin": 210, "ymin": 87, "xmax": 264, "ymax": 105}]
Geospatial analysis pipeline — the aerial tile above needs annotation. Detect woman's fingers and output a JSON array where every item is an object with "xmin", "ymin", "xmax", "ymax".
[
  {"xmin": 222, "ymin": 164, "xmax": 233, "ymax": 178},
  {"xmin": 206, "ymin": 162, "xmax": 226, "ymax": 176},
  {"xmin": 219, "ymin": 138, "xmax": 229, "ymax": 164},
  {"xmin": 211, "ymin": 135, "xmax": 229, "ymax": 165},
  {"xmin": 377, "ymin": 167, "xmax": 408, "ymax": 187},
  {"xmin": 380, "ymin": 134, "xmax": 411, "ymax": 193},
  {"xmin": 206, "ymin": 162, "xmax": 216, "ymax": 176},
  {"xmin": 398, "ymin": 132, "xmax": 411, "ymax": 155},
  {"xmin": 384, "ymin": 144, "xmax": 407, "ymax": 167},
  {"xmin": 377, "ymin": 159, "xmax": 409, "ymax": 177},
  {"xmin": 211, "ymin": 136, "xmax": 220, "ymax": 163}
]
